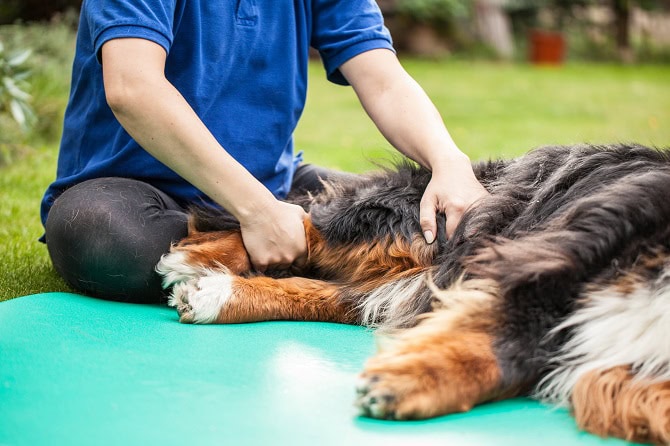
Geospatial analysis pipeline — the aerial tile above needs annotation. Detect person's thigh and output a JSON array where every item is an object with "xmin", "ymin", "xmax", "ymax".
[{"xmin": 45, "ymin": 177, "xmax": 189, "ymax": 303}]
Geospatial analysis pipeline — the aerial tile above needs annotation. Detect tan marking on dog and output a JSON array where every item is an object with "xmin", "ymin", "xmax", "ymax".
[
  {"xmin": 213, "ymin": 275, "xmax": 358, "ymax": 324},
  {"xmin": 572, "ymin": 366, "xmax": 670, "ymax": 444},
  {"xmin": 304, "ymin": 218, "xmax": 435, "ymax": 293},
  {"xmin": 172, "ymin": 230, "xmax": 251, "ymax": 275},
  {"xmin": 609, "ymin": 250, "xmax": 669, "ymax": 296}
]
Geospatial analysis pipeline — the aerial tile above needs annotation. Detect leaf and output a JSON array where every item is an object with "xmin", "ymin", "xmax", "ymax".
[
  {"xmin": 7, "ymin": 50, "xmax": 32, "ymax": 67},
  {"xmin": 9, "ymin": 99, "xmax": 26, "ymax": 129},
  {"xmin": 13, "ymin": 70, "xmax": 31, "ymax": 82},
  {"xmin": 2, "ymin": 76, "xmax": 31, "ymax": 102}
]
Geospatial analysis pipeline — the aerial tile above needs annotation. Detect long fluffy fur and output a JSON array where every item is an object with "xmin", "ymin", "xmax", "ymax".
[{"xmin": 158, "ymin": 143, "xmax": 670, "ymax": 443}]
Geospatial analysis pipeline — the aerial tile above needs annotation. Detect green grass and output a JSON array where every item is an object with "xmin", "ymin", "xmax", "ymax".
[
  {"xmin": 296, "ymin": 61, "xmax": 670, "ymax": 170},
  {"xmin": 1, "ymin": 145, "xmax": 69, "ymax": 299},
  {"xmin": 1, "ymin": 52, "xmax": 669, "ymax": 300}
]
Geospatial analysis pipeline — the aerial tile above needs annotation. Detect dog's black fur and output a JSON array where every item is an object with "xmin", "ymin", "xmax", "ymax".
[
  {"xmin": 169, "ymin": 143, "xmax": 670, "ymax": 442},
  {"xmin": 194, "ymin": 143, "xmax": 670, "ymax": 382}
]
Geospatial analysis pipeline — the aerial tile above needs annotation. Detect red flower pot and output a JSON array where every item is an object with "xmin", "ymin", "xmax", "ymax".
[{"xmin": 528, "ymin": 29, "xmax": 566, "ymax": 65}]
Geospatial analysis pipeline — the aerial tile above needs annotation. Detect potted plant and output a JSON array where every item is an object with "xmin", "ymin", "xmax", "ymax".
[{"xmin": 507, "ymin": 0, "xmax": 592, "ymax": 64}]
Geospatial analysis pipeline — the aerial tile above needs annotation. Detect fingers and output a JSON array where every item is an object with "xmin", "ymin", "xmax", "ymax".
[
  {"xmin": 423, "ymin": 200, "xmax": 465, "ymax": 243},
  {"xmin": 419, "ymin": 197, "xmax": 437, "ymax": 244},
  {"xmin": 419, "ymin": 171, "xmax": 489, "ymax": 242},
  {"xmin": 241, "ymin": 202, "xmax": 308, "ymax": 272}
]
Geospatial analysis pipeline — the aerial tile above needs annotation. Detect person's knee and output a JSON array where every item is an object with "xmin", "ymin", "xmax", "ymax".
[{"xmin": 45, "ymin": 179, "xmax": 188, "ymax": 303}]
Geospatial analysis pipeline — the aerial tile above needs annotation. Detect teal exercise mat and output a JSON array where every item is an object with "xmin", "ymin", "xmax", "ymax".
[{"xmin": 0, "ymin": 293, "xmax": 634, "ymax": 446}]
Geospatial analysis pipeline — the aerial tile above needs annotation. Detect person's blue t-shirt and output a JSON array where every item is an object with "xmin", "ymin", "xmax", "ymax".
[{"xmin": 40, "ymin": 0, "xmax": 393, "ymax": 226}]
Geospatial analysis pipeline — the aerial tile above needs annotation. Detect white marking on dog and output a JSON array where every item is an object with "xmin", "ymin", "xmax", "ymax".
[
  {"xmin": 156, "ymin": 251, "xmax": 208, "ymax": 288},
  {"xmin": 169, "ymin": 271, "xmax": 235, "ymax": 324},
  {"xmin": 359, "ymin": 274, "xmax": 426, "ymax": 329},
  {"xmin": 537, "ymin": 270, "xmax": 670, "ymax": 406}
]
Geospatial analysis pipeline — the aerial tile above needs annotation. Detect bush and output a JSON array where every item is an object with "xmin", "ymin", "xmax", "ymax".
[
  {"xmin": 0, "ymin": 41, "xmax": 35, "ymax": 133},
  {"xmin": 396, "ymin": 0, "xmax": 470, "ymax": 25},
  {"xmin": 0, "ymin": 15, "xmax": 76, "ymax": 164},
  {"xmin": 0, "ymin": 0, "xmax": 82, "ymax": 24}
]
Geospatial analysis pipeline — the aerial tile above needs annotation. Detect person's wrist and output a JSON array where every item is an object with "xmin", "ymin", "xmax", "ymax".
[
  {"xmin": 416, "ymin": 132, "xmax": 470, "ymax": 171},
  {"xmin": 428, "ymin": 149, "xmax": 471, "ymax": 175},
  {"xmin": 231, "ymin": 189, "xmax": 277, "ymax": 225}
]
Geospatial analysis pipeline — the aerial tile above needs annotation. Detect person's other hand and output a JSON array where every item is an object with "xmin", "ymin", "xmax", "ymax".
[
  {"xmin": 419, "ymin": 162, "xmax": 489, "ymax": 242},
  {"xmin": 239, "ymin": 200, "xmax": 308, "ymax": 271}
]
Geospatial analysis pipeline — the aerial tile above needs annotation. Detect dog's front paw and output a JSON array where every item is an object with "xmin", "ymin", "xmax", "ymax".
[
  {"xmin": 156, "ymin": 251, "xmax": 204, "ymax": 289},
  {"xmin": 167, "ymin": 272, "xmax": 235, "ymax": 324}
]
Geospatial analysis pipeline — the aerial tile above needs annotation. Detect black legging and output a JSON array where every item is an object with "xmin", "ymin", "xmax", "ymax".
[{"xmin": 44, "ymin": 164, "xmax": 348, "ymax": 303}]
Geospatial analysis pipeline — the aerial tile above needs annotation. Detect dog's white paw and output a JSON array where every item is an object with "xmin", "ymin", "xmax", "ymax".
[
  {"xmin": 156, "ymin": 251, "xmax": 205, "ymax": 289},
  {"xmin": 167, "ymin": 271, "xmax": 235, "ymax": 324}
]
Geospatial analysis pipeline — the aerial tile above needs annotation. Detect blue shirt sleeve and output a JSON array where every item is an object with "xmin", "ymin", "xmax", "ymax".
[
  {"xmin": 311, "ymin": 0, "xmax": 395, "ymax": 85},
  {"xmin": 84, "ymin": 0, "xmax": 177, "ymax": 62}
]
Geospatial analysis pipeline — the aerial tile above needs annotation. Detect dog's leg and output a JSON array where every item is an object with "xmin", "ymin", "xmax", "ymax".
[
  {"xmin": 169, "ymin": 271, "xmax": 358, "ymax": 324},
  {"xmin": 356, "ymin": 279, "xmax": 508, "ymax": 420},
  {"xmin": 572, "ymin": 366, "xmax": 670, "ymax": 444},
  {"xmin": 158, "ymin": 215, "xmax": 434, "ymax": 289},
  {"xmin": 156, "ymin": 230, "xmax": 251, "ymax": 287}
]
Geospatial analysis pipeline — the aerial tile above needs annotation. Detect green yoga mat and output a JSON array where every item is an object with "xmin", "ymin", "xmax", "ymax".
[{"xmin": 0, "ymin": 293, "xmax": 634, "ymax": 446}]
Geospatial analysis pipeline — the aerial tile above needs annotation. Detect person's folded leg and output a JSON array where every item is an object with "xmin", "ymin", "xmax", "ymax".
[{"xmin": 45, "ymin": 177, "xmax": 189, "ymax": 303}]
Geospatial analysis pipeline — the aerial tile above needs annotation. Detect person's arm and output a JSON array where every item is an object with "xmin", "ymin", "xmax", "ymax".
[
  {"xmin": 339, "ymin": 49, "xmax": 489, "ymax": 241},
  {"xmin": 101, "ymin": 38, "xmax": 306, "ymax": 270}
]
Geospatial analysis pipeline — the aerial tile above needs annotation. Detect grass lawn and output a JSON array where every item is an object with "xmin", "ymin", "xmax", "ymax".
[{"xmin": 1, "ymin": 60, "xmax": 669, "ymax": 301}]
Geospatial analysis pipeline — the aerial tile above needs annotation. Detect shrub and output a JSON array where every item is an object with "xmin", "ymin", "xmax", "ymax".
[
  {"xmin": 0, "ymin": 41, "xmax": 34, "ymax": 133},
  {"xmin": 396, "ymin": 0, "xmax": 470, "ymax": 25},
  {"xmin": 0, "ymin": 17, "xmax": 76, "ymax": 165}
]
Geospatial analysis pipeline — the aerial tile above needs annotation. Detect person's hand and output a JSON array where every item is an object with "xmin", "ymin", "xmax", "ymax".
[
  {"xmin": 238, "ymin": 200, "xmax": 308, "ymax": 272},
  {"xmin": 419, "ymin": 161, "xmax": 489, "ymax": 242}
]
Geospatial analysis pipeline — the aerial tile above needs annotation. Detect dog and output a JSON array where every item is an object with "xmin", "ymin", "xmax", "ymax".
[{"xmin": 156, "ymin": 143, "xmax": 670, "ymax": 444}]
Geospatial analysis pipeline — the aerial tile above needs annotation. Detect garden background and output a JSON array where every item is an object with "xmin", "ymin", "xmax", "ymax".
[{"xmin": 1, "ymin": 1, "xmax": 669, "ymax": 300}]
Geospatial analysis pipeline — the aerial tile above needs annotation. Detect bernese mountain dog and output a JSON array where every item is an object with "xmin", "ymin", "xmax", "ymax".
[{"xmin": 157, "ymin": 143, "xmax": 670, "ymax": 444}]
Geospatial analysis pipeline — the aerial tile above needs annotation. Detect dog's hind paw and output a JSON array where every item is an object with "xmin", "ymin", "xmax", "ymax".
[
  {"xmin": 355, "ymin": 333, "xmax": 499, "ymax": 420},
  {"xmin": 355, "ymin": 375, "xmax": 399, "ymax": 419},
  {"xmin": 167, "ymin": 272, "xmax": 235, "ymax": 324},
  {"xmin": 355, "ymin": 366, "xmax": 474, "ymax": 420}
]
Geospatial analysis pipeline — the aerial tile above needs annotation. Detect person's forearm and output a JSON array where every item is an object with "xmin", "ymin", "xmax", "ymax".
[
  {"xmin": 101, "ymin": 38, "xmax": 307, "ymax": 268},
  {"xmin": 341, "ymin": 50, "xmax": 470, "ymax": 172},
  {"xmin": 105, "ymin": 68, "xmax": 275, "ymax": 222}
]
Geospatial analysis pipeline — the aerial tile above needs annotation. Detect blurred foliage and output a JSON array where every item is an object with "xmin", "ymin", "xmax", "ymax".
[
  {"xmin": 0, "ymin": 0, "xmax": 81, "ymax": 24},
  {"xmin": 0, "ymin": 13, "xmax": 76, "ymax": 165},
  {"xmin": 396, "ymin": 0, "xmax": 471, "ymax": 24},
  {"xmin": 0, "ymin": 42, "xmax": 35, "ymax": 133},
  {"xmin": 506, "ymin": 0, "xmax": 669, "ymax": 29}
]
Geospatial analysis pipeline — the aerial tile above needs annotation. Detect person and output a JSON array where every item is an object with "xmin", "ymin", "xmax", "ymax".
[{"xmin": 40, "ymin": 0, "xmax": 489, "ymax": 304}]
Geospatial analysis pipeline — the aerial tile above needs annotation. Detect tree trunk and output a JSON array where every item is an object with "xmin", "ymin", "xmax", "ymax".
[
  {"xmin": 474, "ymin": 0, "xmax": 515, "ymax": 59},
  {"xmin": 612, "ymin": 0, "xmax": 634, "ymax": 62}
]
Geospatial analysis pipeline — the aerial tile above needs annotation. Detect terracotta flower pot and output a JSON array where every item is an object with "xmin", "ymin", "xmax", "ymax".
[{"xmin": 528, "ymin": 29, "xmax": 566, "ymax": 65}]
